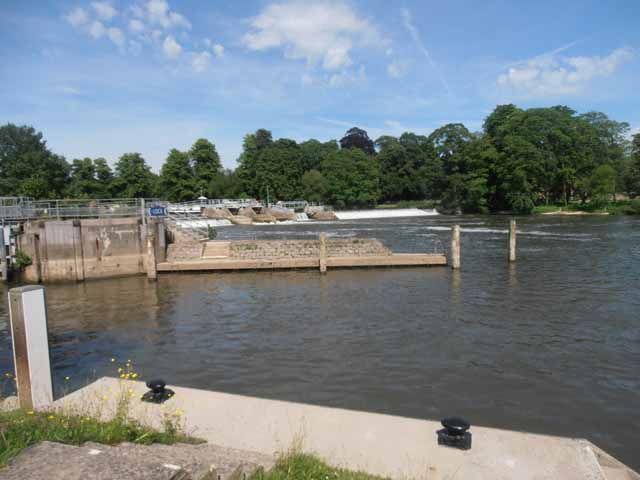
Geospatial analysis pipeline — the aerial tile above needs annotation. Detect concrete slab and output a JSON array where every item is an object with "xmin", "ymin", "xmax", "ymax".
[{"xmin": 52, "ymin": 378, "xmax": 619, "ymax": 480}]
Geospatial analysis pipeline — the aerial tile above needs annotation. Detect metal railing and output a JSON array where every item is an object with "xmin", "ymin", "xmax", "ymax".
[{"xmin": 0, "ymin": 197, "xmax": 150, "ymax": 222}]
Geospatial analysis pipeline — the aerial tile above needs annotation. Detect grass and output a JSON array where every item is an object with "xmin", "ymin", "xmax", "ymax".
[
  {"xmin": 0, "ymin": 405, "xmax": 199, "ymax": 468},
  {"xmin": 0, "ymin": 360, "xmax": 200, "ymax": 468},
  {"xmin": 251, "ymin": 452, "xmax": 387, "ymax": 480},
  {"xmin": 532, "ymin": 200, "xmax": 639, "ymax": 215}
]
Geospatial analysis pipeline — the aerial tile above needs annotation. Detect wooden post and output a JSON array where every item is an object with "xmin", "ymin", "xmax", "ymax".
[
  {"xmin": 509, "ymin": 219, "xmax": 516, "ymax": 262},
  {"xmin": 0, "ymin": 225, "xmax": 7, "ymax": 283},
  {"xmin": 9, "ymin": 286, "xmax": 54, "ymax": 410},
  {"xmin": 146, "ymin": 227, "xmax": 157, "ymax": 280},
  {"xmin": 319, "ymin": 232, "xmax": 327, "ymax": 273},
  {"xmin": 451, "ymin": 225, "xmax": 460, "ymax": 269}
]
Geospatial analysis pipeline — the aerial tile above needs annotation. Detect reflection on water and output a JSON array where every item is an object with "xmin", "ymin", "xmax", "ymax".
[{"xmin": 1, "ymin": 215, "xmax": 639, "ymax": 469}]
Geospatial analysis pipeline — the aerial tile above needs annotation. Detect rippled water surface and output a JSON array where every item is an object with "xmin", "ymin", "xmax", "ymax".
[{"xmin": 1, "ymin": 215, "xmax": 639, "ymax": 468}]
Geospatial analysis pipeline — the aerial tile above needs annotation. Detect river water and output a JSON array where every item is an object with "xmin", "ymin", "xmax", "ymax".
[{"xmin": 1, "ymin": 215, "xmax": 639, "ymax": 468}]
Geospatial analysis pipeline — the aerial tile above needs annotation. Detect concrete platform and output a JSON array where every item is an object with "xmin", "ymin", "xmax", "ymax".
[
  {"xmin": 157, "ymin": 254, "xmax": 447, "ymax": 272},
  {"xmin": 52, "ymin": 377, "xmax": 639, "ymax": 480}
]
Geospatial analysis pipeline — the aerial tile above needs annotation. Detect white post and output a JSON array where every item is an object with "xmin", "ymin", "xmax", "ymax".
[
  {"xmin": 451, "ymin": 225, "xmax": 461, "ymax": 270},
  {"xmin": 509, "ymin": 219, "xmax": 517, "ymax": 262},
  {"xmin": 141, "ymin": 198, "xmax": 147, "ymax": 226},
  {"xmin": 9, "ymin": 286, "xmax": 54, "ymax": 410},
  {"xmin": 0, "ymin": 225, "xmax": 7, "ymax": 282},
  {"xmin": 319, "ymin": 232, "xmax": 327, "ymax": 273}
]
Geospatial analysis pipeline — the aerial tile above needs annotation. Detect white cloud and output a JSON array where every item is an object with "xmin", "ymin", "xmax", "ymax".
[
  {"xmin": 301, "ymin": 73, "xmax": 314, "ymax": 85},
  {"xmin": 65, "ymin": 7, "xmax": 89, "ymax": 27},
  {"xmin": 146, "ymin": 0, "xmax": 191, "ymax": 29},
  {"xmin": 59, "ymin": 86, "xmax": 82, "ymax": 95},
  {"xmin": 328, "ymin": 65, "xmax": 366, "ymax": 87},
  {"xmin": 192, "ymin": 51, "xmax": 212, "ymax": 72},
  {"xmin": 401, "ymin": 8, "xmax": 450, "ymax": 94},
  {"xmin": 497, "ymin": 47, "xmax": 634, "ymax": 98},
  {"xmin": 107, "ymin": 27, "xmax": 125, "ymax": 48},
  {"xmin": 129, "ymin": 40, "xmax": 142, "ymax": 55},
  {"xmin": 212, "ymin": 43, "xmax": 224, "ymax": 58},
  {"xmin": 387, "ymin": 60, "xmax": 409, "ymax": 78},
  {"xmin": 89, "ymin": 21, "xmax": 106, "ymax": 39},
  {"xmin": 151, "ymin": 29, "xmax": 163, "ymax": 42},
  {"xmin": 129, "ymin": 19, "xmax": 145, "ymax": 33},
  {"xmin": 242, "ymin": 1, "xmax": 385, "ymax": 71},
  {"xmin": 92, "ymin": 2, "xmax": 117, "ymax": 21},
  {"xmin": 162, "ymin": 35, "xmax": 182, "ymax": 59}
]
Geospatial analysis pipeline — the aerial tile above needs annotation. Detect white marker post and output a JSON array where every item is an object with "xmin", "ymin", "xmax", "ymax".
[
  {"xmin": 451, "ymin": 225, "xmax": 461, "ymax": 269},
  {"xmin": 9, "ymin": 286, "xmax": 54, "ymax": 410}
]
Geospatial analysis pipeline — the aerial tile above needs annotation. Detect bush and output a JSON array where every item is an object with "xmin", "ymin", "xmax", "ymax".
[
  {"xmin": 207, "ymin": 225, "xmax": 217, "ymax": 240},
  {"xmin": 626, "ymin": 198, "xmax": 640, "ymax": 215},
  {"xmin": 12, "ymin": 249, "xmax": 32, "ymax": 270}
]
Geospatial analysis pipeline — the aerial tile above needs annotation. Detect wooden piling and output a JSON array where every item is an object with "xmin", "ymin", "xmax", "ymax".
[
  {"xmin": 319, "ymin": 232, "xmax": 327, "ymax": 273},
  {"xmin": 8, "ymin": 286, "xmax": 54, "ymax": 410},
  {"xmin": 0, "ymin": 226, "xmax": 7, "ymax": 283},
  {"xmin": 509, "ymin": 219, "xmax": 517, "ymax": 262},
  {"xmin": 146, "ymin": 227, "xmax": 157, "ymax": 280},
  {"xmin": 451, "ymin": 225, "xmax": 460, "ymax": 269}
]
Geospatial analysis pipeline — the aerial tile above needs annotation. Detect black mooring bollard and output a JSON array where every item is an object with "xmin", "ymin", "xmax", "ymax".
[
  {"xmin": 437, "ymin": 416, "xmax": 472, "ymax": 450},
  {"xmin": 141, "ymin": 379, "xmax": 175, "ymax": 404}
]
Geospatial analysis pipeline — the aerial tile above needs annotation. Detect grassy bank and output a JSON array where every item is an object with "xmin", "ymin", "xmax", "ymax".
[
  {"xmin": 0, "ymin": 405, "xmax": 198, "ymax": 468},
  {"xmin": 251, "ymin": 452, "xmax": 386, "ymax": 480},
  {"xmin": 532, "ymin": 199, "xmax": 640, "ymax": 215}
]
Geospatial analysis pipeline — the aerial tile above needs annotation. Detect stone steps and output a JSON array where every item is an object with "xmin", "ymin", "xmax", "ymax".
[
  {"xmin": 202, "ymin": 241, "xmax": 231, "ymax": 259},
  {"xmin": 1, "ymin": 441, "xmax": 274, "ymax": 480}
]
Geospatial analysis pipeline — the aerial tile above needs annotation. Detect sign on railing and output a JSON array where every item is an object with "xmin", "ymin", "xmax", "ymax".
[{"xmin": 148, "ymin": 206, "xmax": 167, "ymax": 217}]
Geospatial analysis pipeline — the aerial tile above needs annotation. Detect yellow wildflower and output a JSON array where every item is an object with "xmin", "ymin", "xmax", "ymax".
[
  {"xmin": 48, "ymin": 415, "xmax": 55, "ymax": 420},
  {"xmin": 110, "ymin": 358, "xmax": 116, "ymax": 363},
  {"xmin": 26, "ymin": 411, "xmax": 34, "ymax": 415},
  {"xmin": 131, "ymin": 373, "xmax": 138, "ymax": 379}
]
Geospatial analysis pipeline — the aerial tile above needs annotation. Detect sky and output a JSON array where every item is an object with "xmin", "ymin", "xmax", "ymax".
[{"xmin": 1, "ymin": 0, "xmax": 639, "ymax": 171}]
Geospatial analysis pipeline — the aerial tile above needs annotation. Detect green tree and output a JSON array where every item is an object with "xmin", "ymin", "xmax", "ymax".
[
  {"xmin": 625, "ymin": 134, "xmax": 640, "ymax": 197},
  {"xmin": 301, "ymin": 170, "xmax": 328, "ymax": 202},
  {"xmin": 0, "ymin": 124, "xmax": 70, "ymax": 198},
  {"xmin": 252, "ymin": 139, "xmax": 303, "ymax": 201},
  {"xmin": 159, "ymin": 149, "xmax": 196, "ymax": 202},
  {"xmin": 94, "ymin": 158, "xmax": 114, "ymax": 197},
  {"xmin": 299, "ymin": 139, "xmax": 339, "ymax": 172},
  {"xmin": 189, "ymin": 138, "xmax": 221, "ymax": 197},
  {"xmin": 339, "ymin": 127, "xmax": 376, "ymax": 155},
  {"xmin": 67, "ymin": 158, "xmax": 98, "ymax": 198},
  {"xmin": 321, "ymin": 149, "xmax": 380, "ymax": 208},
  {"xmin": 589, "ymin": 164, "xmax": 616, "ymax": 208},
  {"xmin": 112, "ymin": 153, "xmax": 156, "ymax": 198},
  {"xmin": 236, "ymin": 129, "xmax": 273, "ymax": 196}
]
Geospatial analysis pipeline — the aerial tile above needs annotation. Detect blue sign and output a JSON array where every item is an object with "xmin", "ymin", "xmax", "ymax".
[{"xmin": 148, "ymin": 206, "xmax": 167, "ymax": 217}]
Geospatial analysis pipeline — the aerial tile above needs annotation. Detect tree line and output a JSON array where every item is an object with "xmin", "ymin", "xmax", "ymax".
[{"xmin": 1, "ymin": 103, "xmax": 639, "ymax": 213}]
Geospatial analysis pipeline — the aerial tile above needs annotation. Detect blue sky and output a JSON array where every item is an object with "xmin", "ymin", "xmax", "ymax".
[{"xmin": 1, "ymin": 0, "xmax": 639, "ymax": 170}]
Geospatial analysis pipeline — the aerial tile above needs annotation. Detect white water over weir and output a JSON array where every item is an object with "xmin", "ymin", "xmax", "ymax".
[
  {"xmin": 295, "ymin": 212, "xmax": 309, "ymax": 221},
  {"xmin": 333, "ymin": 208, "xmax": 438, "ymax": 220}
]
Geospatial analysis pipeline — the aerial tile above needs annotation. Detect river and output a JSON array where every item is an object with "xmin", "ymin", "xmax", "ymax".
[{"xmin": 1, "ymin": 215, "xmax": 639, "ymax": 468}]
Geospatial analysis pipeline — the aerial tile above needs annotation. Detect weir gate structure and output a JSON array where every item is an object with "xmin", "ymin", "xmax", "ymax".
[{"xmin": 0, "ymin": 197, "xmax": 447, "ymax": 283}]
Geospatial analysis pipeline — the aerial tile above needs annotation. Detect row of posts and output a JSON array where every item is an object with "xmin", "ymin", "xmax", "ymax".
[{"xmin": 450, "ymin": 219, "xmax": 517, "ymax": 269}]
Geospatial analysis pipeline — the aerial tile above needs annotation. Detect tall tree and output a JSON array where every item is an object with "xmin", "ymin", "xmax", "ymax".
[
  {"xmin": 625, "ymin": 134, "xmax": 640, "ymax": 197},
  {"xmin": 189, "ymin": 138, "xmax": 222, "ymax": 197},
  {"xmin": 339, "ymin": 127, "xmax": 376, "ymax": 155},
  {"xmin": 299, "ymin": 139, "xmax": 339, "ymax": 172},
  {"xmin": 0, "ymin": 124, "xmax": 70, "ymax": 198},
  {"xmin": 322, "ymin": 148, "xmax": 380, "ymax": 208},
  {"xmin": 236, "ymin": 129, "xmax": 273, "ymax": 196},
  {"xmin": 159, "ymin": 149, "xmax": 196, "ymax": 202},
  {"xmin": 67, "ymin": 158, "xmax": 98, "ymax": 198},
  {"xmin": 301, "ymin": 170, "xmax": 328, "ymax": 203},
  {"xmin": 112, "ymin": 153, "xmax": 157, "ymax": 198},
  {"xmin": 94, "ymin": 158, "xmax": 114, "ymax": 197}
]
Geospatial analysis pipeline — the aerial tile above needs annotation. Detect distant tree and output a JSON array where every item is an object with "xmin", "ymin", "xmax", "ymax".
[
  {"xmin": 339, "ymin": 127, "xmax": 376, "ymax": 155},
  {"xmin": 299, "ymin": 139, "xmax": 339, "ymax": 172},
  {"xmin": 112, "ymin": 153, "xmax": 156, "ymax": 198},
  {"xmin": 322, "ymin": 148, "xmax": 380, "ymax": 208},
  {"xmin": 625, "ymin": 134, "xmax": 640, "ymax": 197},
  {"xmin": 67, "ymin": 158, "xmax": 98, "ymax": 198},
  {"xmin": 589, "ymin": 164, "xmax": 617, "ymax": 207},
  {"xmin": 189, "ymin": 138, "xmax": 221, "ymax": 197},
  {"xmin": 301, "ymin": 169, "xmax": 328, "ymax": 203},
  {"xmin": 210, "ymin": 169, "xmax": 244, "ymax": 198},
  {"xmin": 159, "ymin": 149, "xmax": 196, "ymax": 202},
  {"xmin": 0, "ymin": 123, "xmax": 70, "ymax": 198},
  {"xmin": 237, "ymin": 129, "xmax": 273, "ymax": 196},
  {"xmin": 251, "ymin": 138, "xmax": 303, "ymax": 201},
  {"xmin": 94, "ymin": 158, "xmax": 114, "ymax": 197}
]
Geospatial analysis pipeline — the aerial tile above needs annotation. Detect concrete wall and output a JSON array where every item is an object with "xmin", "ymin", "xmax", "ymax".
[
  {"xmin": 17, "ymin": 218, "xmax": 158, "ymax": 283},
  {"xmin": 229, "ymin": 239, "xmax": 390, "ymax": 260}
]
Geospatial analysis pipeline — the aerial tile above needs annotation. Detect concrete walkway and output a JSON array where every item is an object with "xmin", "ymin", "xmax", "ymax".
[{"xmin": 52, "ymin": 377, "xmax": 639, "ymax": 480}]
